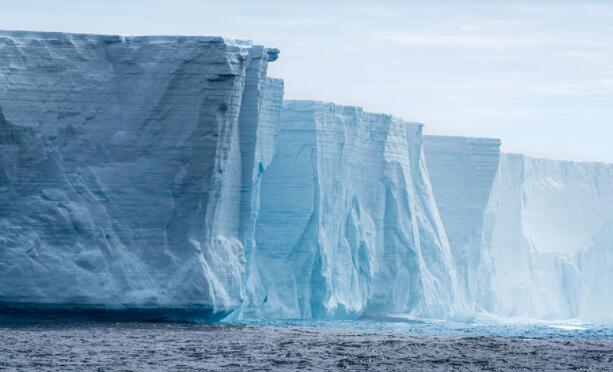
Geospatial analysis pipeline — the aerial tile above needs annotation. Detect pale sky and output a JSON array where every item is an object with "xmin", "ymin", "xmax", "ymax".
[{"xmin": 2, "ymin": 0, "xmax": 613, "ymax": 162}]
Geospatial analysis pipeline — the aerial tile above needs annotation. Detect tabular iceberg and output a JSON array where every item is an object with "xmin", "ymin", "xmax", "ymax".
[
  {"xmin": 0, "ymin": 30, "xmax": 279, "ymax": 319},
  {"xmin": 1, "ymin": 30, "xmax": 613, "ymax": 324}
]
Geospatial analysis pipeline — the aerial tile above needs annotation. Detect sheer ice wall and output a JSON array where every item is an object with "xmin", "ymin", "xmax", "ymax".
[
  {"xmin": 242, "ymin": 101, "xmax": 464, "ymax": 320},
  {"xmin": 423, "ymin": 136, "xmax": 501, "ymax": 309},
  {"xmin": 0, "ymin": 31, "xmax": 279, "ymax": 317},
  {"xmin": 423, "ymin": 140, "xmax": 613, "ymax": 323},
  {"xmin": 478, "ymin": 154, "xmax": 613, "ymax": 322},
  {"xmin": 580, "ymin": 214, "xmax": 613, "ymax": 323},
  {"xmin": 2, "ymin": 30, "xmax": 613, "ymax": 324}
]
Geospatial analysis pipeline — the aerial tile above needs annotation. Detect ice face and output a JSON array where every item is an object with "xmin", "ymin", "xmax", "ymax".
[
  {"xmin": 423, "ymin": 136, "xmax": 501, "ymax": 309},
  {"xmin": 423, "ymin": 140, "xmax": 613, "ymax": 324},
  {"xmin": 477, "ymin": 154, "xmax": 613, "ymax": 321},
  {"xmin": 2, "ymin": 30, "xmax": 613, "ymax": 324},
  {"xmin": 580, "ymin": 218, "xmax": 613, "ymax": 323},
  {"xmin": 239, "ymin": 101, "xmax": 464, "ymax": 320},
  {"xmin": 0, "ymin": 31, "xmax": 277, "ymax": 318}
]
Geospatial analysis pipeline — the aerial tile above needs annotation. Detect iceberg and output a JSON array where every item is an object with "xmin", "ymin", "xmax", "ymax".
[
  {"xmin": 0, "ymin": 30, "xmax": 279, "ymax": 319},
  {"xmin": 1, "ymin": 30, "xmax": 613, "ymax": 324}
]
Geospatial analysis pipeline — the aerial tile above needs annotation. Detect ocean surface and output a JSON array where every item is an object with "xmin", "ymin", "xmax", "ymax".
[{"xmin": 1, "ymin": 319, "xmax": 613, "ymax": 371}]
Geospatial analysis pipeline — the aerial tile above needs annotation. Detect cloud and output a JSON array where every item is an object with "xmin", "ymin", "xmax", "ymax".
[{"xmin": 378, "ymin": 32, "xmax": 557, "ymax": 49}]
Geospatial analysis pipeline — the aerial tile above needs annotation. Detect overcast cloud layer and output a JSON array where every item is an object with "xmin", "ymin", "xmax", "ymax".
[{"xmin": 2, "ymin": 0, "xmax": 612, "ymax": 162}]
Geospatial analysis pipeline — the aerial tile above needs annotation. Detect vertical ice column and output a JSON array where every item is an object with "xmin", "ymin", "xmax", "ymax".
[
  {"xmin": 237, "ymin": 77, "xmax": 285, "ymax": 318},
  {"xmin": 237, "ymin": 48, "xmax": 281, "ymax": 256}
]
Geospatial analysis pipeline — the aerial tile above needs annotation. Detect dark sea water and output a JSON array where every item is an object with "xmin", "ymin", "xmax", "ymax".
[{"xmin": 1, "ymin": 320, "xmax": 613, "ymax": 371}]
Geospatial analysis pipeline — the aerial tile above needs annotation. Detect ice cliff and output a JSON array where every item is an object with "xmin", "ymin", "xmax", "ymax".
[
  {"xmin": 477, "ymin": 154, "xmax": 613, "ymax": 322},
  {"xmin": 423, "ymin": 141, "xmax": 613, "ymax": 324},
  {"xmin": 423, "ymin": 136, "xmax": 501, "ymax": 310},
  {"xmin": 240, "ymin": 101, "xmax": 463, "ymax": 320},
  {"xmin": 1, "ymin": 30, "xmax": 613, "ymax": 324},
  {"xmin": 0, "ymin": 30, "xmax": 279, "ymax": 319}
]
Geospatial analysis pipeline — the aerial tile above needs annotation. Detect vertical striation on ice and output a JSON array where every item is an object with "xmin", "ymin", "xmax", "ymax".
[
  {"xmin": 0, "ymin": 30, "xmax": 278, "ymax": 317},
  {"xmin": 242, "ymin": 101, "xmax": 463, "ymax": 320},
  {"xmin": 2, "ymin": 30, "xmax": 613, "ymax": 324},
  {"xmin": 423, "ymin": 136, "xmax": 501, "ymax": 308}
]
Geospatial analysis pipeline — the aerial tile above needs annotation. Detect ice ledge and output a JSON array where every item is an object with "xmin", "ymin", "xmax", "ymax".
[
  {"xmin": 504, "ymin": 152, "xmax": 613, "ymax": 167},
  {"xmin": 424, "ymin": 135, "xmax": 501, "ymax": 145},
  {"xmin": 283, "ymin": 100, "xmax": 424, "ymax": 127},
  {"xmin": 0, "ymin": 29, "xmax": 281, "ymax": 53}
]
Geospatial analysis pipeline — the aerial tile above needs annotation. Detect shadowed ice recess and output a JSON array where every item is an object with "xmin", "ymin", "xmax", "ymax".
[{"xmin": 1, "ymin": 30, "xmax": 612, "ymax": 327}]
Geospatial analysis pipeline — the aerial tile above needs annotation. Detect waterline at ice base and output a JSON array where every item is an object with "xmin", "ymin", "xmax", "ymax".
[{"xmin": 1, "ymin": 30, "xmax": 613, "ymax": 327}]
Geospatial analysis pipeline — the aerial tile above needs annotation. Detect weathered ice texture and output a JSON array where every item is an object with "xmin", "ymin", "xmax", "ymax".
[
  {"xmin": 241, "ymin": 101, "xmax": 464, "ymax": 320},
  {"xmin": 423, "ymin": 136, "xmax": 500, "ymax": 308},
  {"xmin": 241, "ymin": 78, "xmax": 285, "ymax": 314},
  {"xmin": 478, "ymin": 154, "xmax": 613, "ymax": 322},
  {"xmin": 3, "ymin": 30, "xmax": 613, "ymax": 325},
  {"xmin": 0, "ymin": 30, "xmax": 279, "ymax": 319},
  {"xmin": 240, "ymin": 77, "xmax": 284, "ymax": 258}
]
